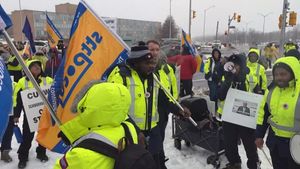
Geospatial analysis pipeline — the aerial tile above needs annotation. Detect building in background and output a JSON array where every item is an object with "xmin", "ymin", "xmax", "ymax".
[{"xmin": 10, "ymin": 3, "xmax": 161, "ymax": 46}]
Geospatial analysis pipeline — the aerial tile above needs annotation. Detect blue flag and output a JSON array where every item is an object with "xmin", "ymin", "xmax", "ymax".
[
  {"xmin": 0, "ymin": 58, "xmax": 13, "ymax": 142},
  {"xmin": 22, "ymin": 16, "xmax": 36, "ymax": 54},
  {"xmin": 0, "ymin": 5, "xmax": 12, "ymax": 30}
]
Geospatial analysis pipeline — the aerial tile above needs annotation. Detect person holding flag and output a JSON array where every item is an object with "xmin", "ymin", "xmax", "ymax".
[
  {"xmin": 108, "ymin": 44, "xmax": 191, "ymax": 168},
  {"xmin": 168, "ymin": 45, "xmax": 197, "ymax": 97}
]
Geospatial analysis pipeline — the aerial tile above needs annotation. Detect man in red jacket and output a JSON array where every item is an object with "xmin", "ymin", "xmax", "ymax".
[{"xmin": 168, "ymin": 46, "xmax": 197, "ymax": 97}]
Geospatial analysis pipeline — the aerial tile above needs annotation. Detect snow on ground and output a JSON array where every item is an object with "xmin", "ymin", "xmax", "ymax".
[{"xmin": 1, "ymin": 115, "xmax": 273, "ymax": 169}]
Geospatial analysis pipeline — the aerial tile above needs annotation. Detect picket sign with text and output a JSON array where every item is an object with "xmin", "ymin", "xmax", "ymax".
[{"xmin": 21, "ymin": 85, "xmax": 51, "ymax": 132}]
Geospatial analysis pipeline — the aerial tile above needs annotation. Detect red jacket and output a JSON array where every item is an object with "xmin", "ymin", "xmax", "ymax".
[{"xmin": 168, "ymin": 54, "xmax": 197, "ymax": 80}]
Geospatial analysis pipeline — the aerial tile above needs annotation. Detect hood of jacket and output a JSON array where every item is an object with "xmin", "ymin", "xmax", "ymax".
[
  {"xmin": 272, "ymin": 56, "xmax": 300, "ymax": 88},
  {"xmin": 60, "ymin": 82, "xmax": 131, "ymax": 143}
]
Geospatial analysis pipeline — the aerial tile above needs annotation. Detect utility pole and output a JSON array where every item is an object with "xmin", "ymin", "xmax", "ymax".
[
  {"xmin": 188, "ymin": 0, "xmax": 192, "ymax": 36},
  {"xmin": 19, "ymin": 0, "xmax": 23, "ymax": 42},
  {"xmin": 169, "ymin": 0, "xmax": 172, "ymax": 39},
  {"xmin": 203, "ymin": 5, "xmax": 215, "ymax": 42},
  {"xmin": 215, "ymin": 21, "xmax": 219, "ymax": 41},
  {"xmin": 280, "ymin": 0, "xmax": 289, "ymax": 54}
]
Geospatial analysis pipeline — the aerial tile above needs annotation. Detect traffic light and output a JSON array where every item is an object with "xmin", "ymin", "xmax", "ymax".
[
  {"xmin": 289, "ymin": 12, "xmax": 297, "ymax": 26},
  {"xmin": 237, "ymin": 15, "xmax": 241, "ymax": 22},
  {"xmin": 279, "ymin": 14, "xmax": 283, "ymax": 29},
  {"xmin": 192, "ymin": 10, "xmax": 196, "ymax": 19}
]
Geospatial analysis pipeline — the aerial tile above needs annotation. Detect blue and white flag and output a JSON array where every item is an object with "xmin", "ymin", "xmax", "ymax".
[
  {"xmin": 0, "ymin": 58, "xmax": 13, "ymax": 142},
  {"xmin": 0, "ymin": 5, "xmax": 12, "ymax": 31}
]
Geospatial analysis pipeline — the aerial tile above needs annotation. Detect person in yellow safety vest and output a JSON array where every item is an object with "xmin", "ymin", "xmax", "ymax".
[
  {"xmin": 6, "ymin": 46, "xmax": 24, "ymax": 82},
  {"xmin": 284, "ymin": 41, "xmax": 298, "ymax": 55},
  {"xmin": 217, "ymin": 54, "xmax": 260, "ymax": 169},
  {"xmin": 54, "ymin": 82, "xmax": 139, "ymax": 169},
  {"xmin": 255, "ymin": 57, "xmax": 300, "ymax": 169},
  {"xmin": 32, "ymin": 51, "xmax": 48, "ymax": 72},
  {"xmin": 247, "ymin": 48, "xmax": 267, "ymax": 95},
  {"xmin": 204, "ymin": 48, "xmax": 223, "ymax": 112},
  {"xmin": 263, "ymin": 43, "xmax": 279, "ymax": 69},
  {"xmin": 108, "ymin": 45, "xmax": 191, "ymax": 169},
  {"xmin": 147, "ymin": 40, "xmax": 178, "ymax": 169},
  {"xmin": 13, "ymin": 59, "xmax": 53, "ymax": 169}
]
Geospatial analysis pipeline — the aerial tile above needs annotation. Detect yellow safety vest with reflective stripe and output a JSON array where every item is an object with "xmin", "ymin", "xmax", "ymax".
[
  {"xmin": 108, "ymin": 66, "xmax": 159, "ymax": 131},
  {"xmin": 257, "ymin": 57, "xmax": 300, "ymax": 138},
  {"xmin": 157, "ymin": 64, "xmax": 178, "ymax": 100},
  {"xmin": 14, "ymin": 76, "xmax": 53, "ymax": 100},
  {"xmin": 247, "ymin": 62, "xmax": 267, "ymax": 91},
  {"xmin": 7, "ymin": 55, "xmax": 22, "ymax": 71},
  {"xmin": 54, "ymin": 121, "xmax": 138, "ymax": 169}
]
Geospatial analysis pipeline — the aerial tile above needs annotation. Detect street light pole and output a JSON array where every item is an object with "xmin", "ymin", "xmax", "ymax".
[
  {"xmin": 19, "ymin": 0, "xmax": 23, "ymax": 42},
  {"xmin": 169, "ymin": 0, "xmax": 172, "ymax": 39},
  {"xmin": 203, "ymin": 5, "xmax": 215, "ymax": 42},
  {"xmin": 258, "ymin": 12, "xmax": 272, "ymax": 42},
  {"xmin": 188, "ymin": 0, "xmax": 192, "ymax": 36}
]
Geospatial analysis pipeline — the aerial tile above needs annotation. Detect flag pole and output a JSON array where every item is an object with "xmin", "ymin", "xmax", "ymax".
[
  {"xmin": 153, "ymin": 74, "xmax": 198, "ymax": 127},
  {"xmin": 1, "ymin": 29, "xmax": 62, "ymax": 126}
]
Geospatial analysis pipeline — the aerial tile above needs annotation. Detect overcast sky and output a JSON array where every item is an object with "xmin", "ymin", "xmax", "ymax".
[{"xmin": 1, "ymin": 0, "xmax": 300, "ymax": 38}]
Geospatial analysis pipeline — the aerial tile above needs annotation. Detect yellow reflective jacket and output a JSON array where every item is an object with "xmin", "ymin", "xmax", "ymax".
[
  {"xmin": 257, "ymin": 57, "xmax": 300, "ymax": 138},
  {"xmin": 157, "ymin": 64, "xmax": 178, "ymax": 99},
  {"xmin": 54, "ymin": 83, "xmax": 137, "ymax": 169},
  {"xmin": 7, "ymin": 55, "xmax": 22, "ymax": 71},
  {"xmin": 247, "ymin": 62, "xmax": 267, "ymax": 91},
  {"xmin": 108, "ymin": 65, "xmax": 159, "ymax": 131}
]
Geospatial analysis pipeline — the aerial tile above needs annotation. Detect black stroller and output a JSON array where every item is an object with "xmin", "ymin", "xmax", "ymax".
[{"xmin": 172, "ymin": 96, "xmax": 225, "ymax": 168}]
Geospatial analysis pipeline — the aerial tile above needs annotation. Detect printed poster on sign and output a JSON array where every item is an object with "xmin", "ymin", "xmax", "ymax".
[
  {"xmin": 221, "ymin": 88, "xmax": 263, "ymax": 129},
  {"xmin": 21, "ymin": 85, "xmax": 50, "ymax": 132}
]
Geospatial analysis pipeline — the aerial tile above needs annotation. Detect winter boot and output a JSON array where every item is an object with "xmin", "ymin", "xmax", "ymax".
[
  {"xmin": 222, "ymin": 163, "xmax": 242, "ymax": 169},
  {"xmin": 36, "ymin": 153, "xmax": 49, "ymax": 162},
  {"xmin": 18, "ymin": 160, "xmax": 27, "ymax": 169},
  {"xmin": 1, "ymin": 150, "xmax": 12, "ymax": 162}
]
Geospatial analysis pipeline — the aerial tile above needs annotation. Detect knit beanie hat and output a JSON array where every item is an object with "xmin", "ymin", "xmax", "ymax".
[{"xmin": 127, "ymin": 45, "xmax": 152, "ymax": 61}]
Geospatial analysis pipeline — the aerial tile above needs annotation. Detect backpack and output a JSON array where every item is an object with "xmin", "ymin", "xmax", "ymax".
[{"xmin": 75, "ymin": 123, "xmax": 157, "ymax": 169}]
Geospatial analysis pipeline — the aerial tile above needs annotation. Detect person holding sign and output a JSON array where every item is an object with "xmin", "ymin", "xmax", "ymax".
[
  {"xmin": 13, "ymin": 59, "xmax": 53, "ymax": 168},
  {"xmin": 217, "ymin": 54, "xmax": 261, "ymax": 169},
  {"xmin": 255, "ymin": 57, "xmax": 300, "ymax": 169}
]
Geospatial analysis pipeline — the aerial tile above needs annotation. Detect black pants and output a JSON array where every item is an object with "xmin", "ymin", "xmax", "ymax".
[
  {"xmin": 1, "ymin": 116, "xmax": 14, "ymax": 152},
  {"xmin": 158, "ymin": 107, "xmax": 170, "ymax": 169},
  {"xmin": 222, "ymin": 121, "xmax": 259, "ymax": 169},
  {"xmin": 180, "ymin": 79, "xmax": 193, "ymax": 97},
  {"xmin": 17, "ymin": 114, "xmax": 46, "ymax": 161},
  {"xmin": 270, "ymin": 145, "xmax": 300, "ymax": 169}
]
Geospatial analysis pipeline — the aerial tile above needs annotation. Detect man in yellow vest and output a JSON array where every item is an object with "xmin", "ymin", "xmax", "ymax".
[
  {"xmin": 108, "ymin": 45, "xmax": 190, "ymax": 169},
  {"xmin": 147, "ymin": 40, "xmax": 178, "ymax": 169},
  {"xmin": 255, "ymin": 57, "xmax": 300, "ymax": 169},
  {"xmin": 247, "ymin": 48, "xmax": 267, "ymax": 95},
  {"xmin": 13, "ymin": 60, "xmax": 53, "ymax": 168},
  {"xmin": 54, "ymin": 82, "xmax": 140, "ymax": 169}
]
